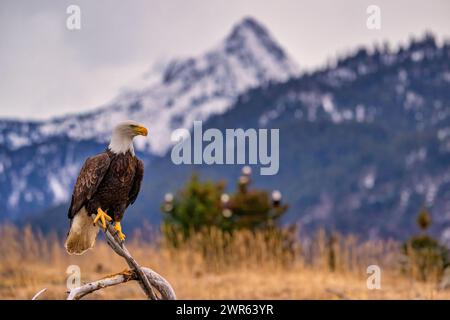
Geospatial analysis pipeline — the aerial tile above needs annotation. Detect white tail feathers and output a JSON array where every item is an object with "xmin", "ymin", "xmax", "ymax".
[{"xmin": 65, "ymin": 207, "xmax": 99, "ymax": 255}]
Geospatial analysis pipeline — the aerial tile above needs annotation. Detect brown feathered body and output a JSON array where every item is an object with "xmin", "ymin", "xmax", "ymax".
[{"xmin": 65, "ymin": 150, "xmax": 144, "ymax": 255}]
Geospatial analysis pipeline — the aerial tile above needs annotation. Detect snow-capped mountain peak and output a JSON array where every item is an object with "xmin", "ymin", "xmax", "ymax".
[
  {"xmin": 111, "ymin": 16, "xmax": 299, "ymax": 154},
  {"xmin": 163, "ymin": 17, "xmax": 298, "ymax": 90},
  {"xmin": 0, "ymin": 17, "xmax": 299, "ymax": 156},
  {"xmin": 225, "ymin": 17, "xmax": 295, "ymax": 72},
  {"xmin": 0, "ymin": 17, "xmax": 300, "ymax": 215}
]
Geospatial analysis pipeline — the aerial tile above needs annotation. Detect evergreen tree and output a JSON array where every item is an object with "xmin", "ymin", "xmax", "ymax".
[{"xmin": 161, "ymin": 168, "xmax": 288, "ymax": 245}]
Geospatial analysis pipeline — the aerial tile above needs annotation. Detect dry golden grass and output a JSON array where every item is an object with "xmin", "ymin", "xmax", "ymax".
[{"xmin": 0, "ymin": 224, "xmax": 449, "ymax": 300}]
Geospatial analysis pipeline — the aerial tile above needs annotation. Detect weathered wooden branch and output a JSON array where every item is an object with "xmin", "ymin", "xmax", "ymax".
[
  {"xmin": 66, "ymin": 267, "xmax": 176, "ymax": 300},
  {"xmin": 64, "ymin": 215, "xmax": 176, "ymax": 300},
  {"xmin": 31, "ymin": 216, "xmax": 175, "ymax": 300},
  {"xmin": 32, "ymin": 288, "xmax": 47, "ymax": 300},
  {"xmin": 98, "ymin": 217, "xmax": 157, "ymax": 299},
  {"xmin": 67, "ymin": 270, "xmax": 135, "ymax": 300}
]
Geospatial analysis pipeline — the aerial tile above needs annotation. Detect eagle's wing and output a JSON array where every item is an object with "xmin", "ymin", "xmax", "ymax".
[
  {"xmin": 127, "ymin": 158, "xmax": 144, "ymax": 207},
  {"xmin": 68, "ymin": 152, "xmax": 111, "ymax": 219}
]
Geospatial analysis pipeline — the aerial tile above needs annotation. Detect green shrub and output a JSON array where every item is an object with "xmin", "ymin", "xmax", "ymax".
[{"xmin": 402, "ymin": 208, "xmax": 449, "ymax": 281}]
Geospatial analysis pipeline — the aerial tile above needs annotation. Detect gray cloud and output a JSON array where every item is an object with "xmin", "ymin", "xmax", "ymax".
[{"xmin": 0, "ymin": 0, "xmax": 449, "ymax": 119}]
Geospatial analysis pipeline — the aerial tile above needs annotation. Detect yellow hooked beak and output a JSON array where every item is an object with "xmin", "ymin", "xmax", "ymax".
[{"xmin": 134, "ymin": 125, "xmax": 148, "ymax": 137}]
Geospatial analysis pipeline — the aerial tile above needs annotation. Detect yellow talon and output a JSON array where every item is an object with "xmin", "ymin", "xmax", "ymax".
[
  {"xmin": 93, "ymin": 208, "xmax": 112, "ymax": 230},
  {"xmin": 114, "ymin": 222, "xmax": 126, "ymax": 241}
]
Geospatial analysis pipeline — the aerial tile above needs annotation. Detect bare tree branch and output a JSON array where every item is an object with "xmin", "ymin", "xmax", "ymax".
[
  {"xmin": 65, "ymin": 215, "xmax": 176, "ymax": 300},
  {"xmin": 100, "ymin": 217, "xmax": 157, "ymax": 299},
  {"xmin": 67, "ymin": 270, "xmax": 135, "ymax": 300},
  {"xmin": 66, "ymin": 268, "xmax": 176, "ymax": 300},
  {"xmin": 32, "ymin": 288, "xmax": 47, "ymax": 300}
]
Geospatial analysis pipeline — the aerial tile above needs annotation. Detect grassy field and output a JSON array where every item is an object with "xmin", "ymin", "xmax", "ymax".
[{"xmin": 0, "ymin": 224, "xmax": 449, "ymax": 300}]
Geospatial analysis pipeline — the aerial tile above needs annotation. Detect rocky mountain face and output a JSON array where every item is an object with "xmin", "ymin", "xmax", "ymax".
[
  {"xmin": 2, "ymin": 19, "xmax": 450, "ymax": 241},
  {"xmin": 199, "ymin": 33, "xmax": 450, "ymax": 240}
]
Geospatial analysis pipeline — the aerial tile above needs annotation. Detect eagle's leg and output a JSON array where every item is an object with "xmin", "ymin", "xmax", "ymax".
[
  {"xmin": 114, "ymin": 222, "xmax": 126, "ymax": 241},
  {"xmin": 93, "ymin": 208, "xmax": 112, "ymax": 230}
]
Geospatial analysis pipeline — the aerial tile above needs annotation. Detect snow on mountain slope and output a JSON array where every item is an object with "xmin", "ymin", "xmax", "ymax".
[{"xmin": 0, "ymin": 17, "xmax": 299, "ymax": 156}]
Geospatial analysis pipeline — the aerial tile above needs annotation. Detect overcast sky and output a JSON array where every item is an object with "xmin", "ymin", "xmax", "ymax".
[{"xmin": 0, "ymin": 0, "xmax": 449, "ymax": 120}]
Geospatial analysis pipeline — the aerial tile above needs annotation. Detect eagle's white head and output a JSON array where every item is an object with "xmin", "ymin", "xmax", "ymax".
[{"xmin": 108, "ymin": 120, "xmax": 148, "ymax": 155}]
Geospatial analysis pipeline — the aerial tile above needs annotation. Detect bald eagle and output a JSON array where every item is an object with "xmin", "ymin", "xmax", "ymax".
[{"xmin": 65, "ymin": 121, "xmax": 148, "ymax": 255}]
